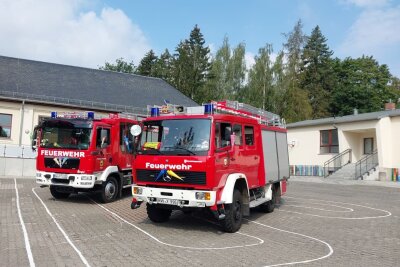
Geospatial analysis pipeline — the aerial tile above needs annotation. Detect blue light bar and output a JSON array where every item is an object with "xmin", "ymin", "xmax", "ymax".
[
  {"xmin": 151, "ymin": 107, "xmax": 160, "ymax": 117},
  {"xmin": 51, "ymin": 111, "xmax": 57, "ymax": 118},
  {"xmin": 87, "ymin": 111, "xmax": 94, "ymax": 119}
]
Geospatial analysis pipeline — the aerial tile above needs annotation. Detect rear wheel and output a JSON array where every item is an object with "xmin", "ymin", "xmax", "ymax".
[
  {"xmin": 49, "ymin": 185, "xmax": 71, "ymax": 199},
  {"xmin": 222, "ymin": 189, "xmax": 243, "ymax": 233},
  {"xmin": 100, "ymin": 176, "xmax": 118, "ymax": 203},
  {"xmin": 259, "ymin": 186, "xmax": 276, "ymax": 213},
  {"xmin": 147, "ymin": 204, "xmax": 172, "ymax": 223}
]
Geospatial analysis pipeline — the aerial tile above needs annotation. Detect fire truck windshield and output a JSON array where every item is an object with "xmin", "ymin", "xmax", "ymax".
[
  {"xmin": 140, "ymin": 119, "xmax": 211, "ymax": 156},
  {"xmin": 40, "ymin": 126, "xmax": 92, "ymax": 150}
]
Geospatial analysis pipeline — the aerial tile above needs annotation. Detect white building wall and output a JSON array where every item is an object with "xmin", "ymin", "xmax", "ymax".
[{"xmin": 391, "ymin": 116, "xmax": 400, "ymax": 167}]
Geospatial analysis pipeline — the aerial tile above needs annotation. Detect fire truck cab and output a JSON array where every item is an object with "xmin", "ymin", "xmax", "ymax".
[
  {"xmin": 131, "ymin": 101, "xmax": 290, "ymax": 232},
  {"xmin": 35, "ymin": 111, "xmax": 139, "ymax": 203}
]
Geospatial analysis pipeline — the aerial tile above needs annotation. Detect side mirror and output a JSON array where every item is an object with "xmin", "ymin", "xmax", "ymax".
[{"xmin": 130, "ymin": 125, "xmax": 142, "ymax": 136}]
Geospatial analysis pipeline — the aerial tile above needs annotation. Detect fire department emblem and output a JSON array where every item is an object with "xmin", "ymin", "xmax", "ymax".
[
  {"xmin": 53, "ymin": 157, "xmax": 67, "ymax": 168},
  {"xmin": 155, "ymin": 169, "xmax": 184, "ymax": 182}
]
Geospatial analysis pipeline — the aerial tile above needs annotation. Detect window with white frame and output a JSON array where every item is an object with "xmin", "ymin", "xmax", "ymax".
[
  {"xmin": 0, "ymin": 113, "xmax": 12, "ymax": 138},
  {"xmin": 364, "ymin": 138, "xmax": 373, "ymax": 154},
  {"xmin": 320, "ymin": 129, "xmax": 338, "ymax": 153}
]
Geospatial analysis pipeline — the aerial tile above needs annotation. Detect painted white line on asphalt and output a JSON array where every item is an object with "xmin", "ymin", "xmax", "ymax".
[
  {"xmin": 281, "ymin": 196, "xmax": 392, "ymax": 219},
  {"xmin": 284, "ymin": 204, "xmax": 353, "ymax": 213},
  {"xmin": 32, "ymin": 188, "xmax": 91, "ymax": 267},
  {"xmin": 246, "ymin": 219, "xmax": 334, "ymax": 267},
  {"xmin": 92, "ymin": 199, "xmax": 264, "ymax": 250},
  {"xmin": 14, "ymin": 179, "xmax": 35, "ymax": 267}
]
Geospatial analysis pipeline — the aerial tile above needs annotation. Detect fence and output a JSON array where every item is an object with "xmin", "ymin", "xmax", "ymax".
[{"xmin": 0, "ymin": 144, "xmax": 36, "ymax": 177}]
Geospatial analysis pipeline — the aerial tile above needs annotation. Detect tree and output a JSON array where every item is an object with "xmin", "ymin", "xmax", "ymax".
[
  {"xmin": 136, "ymin": 50, "xmax": 158, "ymax": 76},
  {"xmin": 281, "ymin": 20, "xmax": 312, "ymax": 122},
  {"xmin": 171, "ymin": 25, "xmax": 211, "ymax": 102},
  {"xmin": 244, "ymin": 44, "xmax": 274, "ymax": 110},
  {"xmin": 300, "ymin": 25, "xmax": 336, "ymax": 119},
  {"xmin": 153, "ymin": 49, "xmax": 173, "ymax": 82},
  {"xmin": 99, "ymin": 58, "xmax": 136, "ymax": 74},
  {"xmin": 227, "ymin": 42, "xmax": 247, "ymax": 99},
  {"xmin": 331, "ymin": 56, "xmax": 397, "ymax": 115}
]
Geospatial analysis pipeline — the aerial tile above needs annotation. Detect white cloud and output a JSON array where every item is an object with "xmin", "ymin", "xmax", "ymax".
[
  {"xmin": 338, "ymin": 3, "xmax": 400, "ymax": 76},
  {"xmin": 342, "ymin": 0, "xmax": 389, "ymax": 8},
  {"xmin": 0, "ymin": 0, "xmax": 150, "ymax": 68},
  {"xmin": 245, "ymin": 52, "xmax": 256, "ymax": 70}
]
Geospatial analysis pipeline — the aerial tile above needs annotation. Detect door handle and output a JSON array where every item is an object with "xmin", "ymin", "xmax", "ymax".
[
  {"xmin": 109, "ymin": 157, "xmax": 112, "ymax": 163},
  {"xmin": 254, "ymin": 156, "xmax": 258, "ymax": 160}
]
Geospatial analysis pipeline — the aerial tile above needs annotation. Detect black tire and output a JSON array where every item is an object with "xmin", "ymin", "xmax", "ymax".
[
  {"xmin": 222, "ymin": 189, "xmax": 243, "ymax": 233},
  {"xmin": 147, "ymin": 204, "xmax": 172, "ymax": 223},
  {"xmin": 100, "ymin": 176, "xmax": 118, "ymax": 203},
  {"xmin": 259, "ymin": 186, "xmax": 276, "ymax": 213},
  {"xmin": 50, "ymin": 186, "xmax": 71, "ymax": 199}
]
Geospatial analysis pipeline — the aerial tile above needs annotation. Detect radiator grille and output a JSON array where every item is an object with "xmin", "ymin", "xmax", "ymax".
[{"xmin": 136, "ymin": 169, "xmax": 206, "ymax": 185}]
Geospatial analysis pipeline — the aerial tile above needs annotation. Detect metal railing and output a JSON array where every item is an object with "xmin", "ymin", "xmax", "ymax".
[
  {"xmin": 355, "ymin": 150, "xmax": 378, "ymax": 180},
  {"xmin": 324, "ymin": 149, "xmax": 352, "ymax": 177}
]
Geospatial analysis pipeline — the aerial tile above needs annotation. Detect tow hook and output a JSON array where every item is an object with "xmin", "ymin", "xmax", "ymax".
[{"xmin": 131, "ymin": 198, "xmax": 142, "ymax": 209}]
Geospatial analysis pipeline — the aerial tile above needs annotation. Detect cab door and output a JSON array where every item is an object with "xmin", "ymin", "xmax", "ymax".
[{"xmin": 94, "ymin": 126, "xmax": 112, "ymax": 171}]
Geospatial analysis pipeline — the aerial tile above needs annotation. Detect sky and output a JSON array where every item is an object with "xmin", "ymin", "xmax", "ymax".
[{"xmin": 0, "ymin": 0, "xmax": 399, "ymax": 77}]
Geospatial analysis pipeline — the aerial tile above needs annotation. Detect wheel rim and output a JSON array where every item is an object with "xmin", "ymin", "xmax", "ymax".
[{"xmin": 105, "ymin": 181, "xmax": 116, "ymax": 199}]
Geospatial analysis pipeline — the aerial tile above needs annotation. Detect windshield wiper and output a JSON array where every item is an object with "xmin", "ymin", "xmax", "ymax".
[{"xmin": 163, "ymin": 146, "xmax": 196, "ymax": 155}]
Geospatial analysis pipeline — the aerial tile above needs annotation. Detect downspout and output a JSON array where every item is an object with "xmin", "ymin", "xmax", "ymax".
[{"xmin": 19, "ymin": 100, "xmax": 25, "ymax": 146}]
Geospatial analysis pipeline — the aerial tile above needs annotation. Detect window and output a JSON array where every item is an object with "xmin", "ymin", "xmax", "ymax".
[
  {"xmin": 244, "ymin": 126, "xmax": 254, "ymax": 145},
  {"xmin": 0, "ymin": 113, "xmax": 12, "ymax": 138},
  {"xmin": 320, "ymin": 129, "xmax": 338, "ymax": 153},
  {"xmin": 232, "ymin": 124, "xmax": 242, "ymax": 145},
  {"xmin": 215, "ymin": 122, "xmax": 232, "ymax": 149},
  {"xmin": 96, "ymin": 128, "xmax": 110, "ymax": 148},
  {"xmin": 364, "ymin": 138, "xmax": 373, "ymax": 154},
  {"xmin": 120, "ymin": 123, "xmax": 134, "ymax": 153}
]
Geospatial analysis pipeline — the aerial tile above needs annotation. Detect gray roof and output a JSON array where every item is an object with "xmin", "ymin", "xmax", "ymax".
[
  {"xmin": 287, "ymin": 109, "xmax": 400, "ymax": 128},
  {"xmin": 0, "ymin": 55, "xmax": 197, "ymax": 114}
]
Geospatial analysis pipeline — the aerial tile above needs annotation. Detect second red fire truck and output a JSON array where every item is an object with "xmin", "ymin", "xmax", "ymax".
[
  {"xmin": 34, "ymin": 111, "xmax": 139, "ymax": 203},
  {"xmin": 130, "ymin": 100, "xmax": 290, "ymax": 232}
]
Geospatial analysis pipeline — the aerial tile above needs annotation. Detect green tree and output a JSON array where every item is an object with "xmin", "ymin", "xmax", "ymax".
[
  {"xmin": 171, "ymin": 25, "xmax": 211, "ymax": 102},
  {"xmin": 136, "ymin": 50, "xmax": 158, "ymax": 76},
  {"xmin": 300, "ymin": 25, "xmax": 336, "ymax": 119},
  {"xmin": 153, "ymin": 49, "xmax": 173, "ymax": 82},
  {"xmin": 99, "ymin": 58, "xmax": 136, "ymax": 73},
  {"xmin": 281, "ymin": 20, "xmax": 312, "ymax": 122},
  {"xmin": 331, "ymin": 56, "xmax": 397, "ymax": 115},
  {"xmin": 228, "ymin": 42, "xmax": 247, "ymax": 99},
  {"xmin": 244, "ymin": 44, "xmax": 274, "ymax": 110}
]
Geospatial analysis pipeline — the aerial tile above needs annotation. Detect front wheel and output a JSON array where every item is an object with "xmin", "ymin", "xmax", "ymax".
[
  {"xmin": 100, "ymin": 176, "xmax": 118, "ymax": 203},
  {"xmin": 50, "ymin": 185, "xmax": 71, "ymax": 199},
  {"xmin": 147, "ymin": 204, "xmax": 172, "ymax": 223},
  {"xmin": 221, "ymin": 189, "xmax": 243, "ymax": 233}
]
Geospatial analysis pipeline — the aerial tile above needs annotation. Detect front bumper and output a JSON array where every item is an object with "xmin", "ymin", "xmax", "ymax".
[
  {"xmin": 36, "ymin": 171, "xmax": 96, "ymax": 189},
  {"xmin": 132, "ymin": 186, "xmax": 216, "ymax": 208}
]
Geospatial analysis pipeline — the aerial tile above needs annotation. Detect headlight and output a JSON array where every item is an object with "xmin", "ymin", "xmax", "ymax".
[
  {"xmin": 195, "ymin": 192, "xmax": 210, "ymax": 200},
  {"xmin": 81, "ymin": 176, "xmax": 92, "ymax": 180},
  {"xmin": 36, "ymin": 173, "xmax": 41, "ymax": 178},
  {"xmin": 133, "ymin": 187, "xmax": 143, "ymax": 195}
]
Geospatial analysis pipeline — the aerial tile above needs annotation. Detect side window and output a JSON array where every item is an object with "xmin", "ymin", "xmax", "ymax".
[
  {"xmin": 245, "ymin": 126, "xmax": 254, "ymax": 146},
  {"xmin": 233, "ymin": 124, "xmax": 242, "ymax": 145},
  {"xmin": 215, "ymin": 122, "xmax": 232, "ymax": 149},
  {"xmin": 120, "ymin": 123, "xmax": 134, "ymax": 153},
  {"xmin": 96, "ymin": 128, "xmax": 110, "ymax": 148}
]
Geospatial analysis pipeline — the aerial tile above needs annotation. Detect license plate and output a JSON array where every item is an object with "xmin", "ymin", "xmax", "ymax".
[
  {"xmin": 53, "ymin": 173, "xmax": 68, "ymax": 179},
  {"xmin": 157, "ymin": 198, "xmax": 181, "ymax": 206}
]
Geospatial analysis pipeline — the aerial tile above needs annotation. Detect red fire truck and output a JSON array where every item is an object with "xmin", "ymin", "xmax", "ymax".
[
  {"xmin": 34, "ymin": 111, "xmax": 139, "ymax": 203},
  {"xmin": 130, "ymin": 100, "xmax": 289, "ymax": 232}
]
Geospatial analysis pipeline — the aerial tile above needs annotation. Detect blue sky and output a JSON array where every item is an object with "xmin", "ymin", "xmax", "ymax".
[{"xmin": 1, "ymin": 0, "xmax": 399, "ymax": 77}]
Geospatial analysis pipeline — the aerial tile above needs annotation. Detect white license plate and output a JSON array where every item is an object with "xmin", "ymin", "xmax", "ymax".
[
  {"xmin": 157, "ymin": 198, "xmax": 181, "ymax": 206},
  {"xmin": 53, "ymin": 173, "xmax": 68, "ymax": 179}
]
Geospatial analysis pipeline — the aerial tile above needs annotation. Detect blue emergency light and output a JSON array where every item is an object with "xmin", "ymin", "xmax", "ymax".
[
  {"xmin": 204, "ymin": 103, "xmax": 214, "ymax": 114},
  {"xmin": 51, "ymin": 111, "xmax": 57, "ymax": 118},
  {"xmin": 87, "ymin": 111, "xmax": 94, "ymax": 119},
  {"xmin": 151, "ymin": 107, "xmax": 160, "ymax": 117}
]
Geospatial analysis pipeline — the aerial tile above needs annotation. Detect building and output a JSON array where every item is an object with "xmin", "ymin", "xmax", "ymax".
[
  {"xmin": 287, "ymin": 105, "xmax": 400, "ymax": 181},
  {"xmin": 0, "ymin": 55, "xmax": 197, "ymax": 176}
]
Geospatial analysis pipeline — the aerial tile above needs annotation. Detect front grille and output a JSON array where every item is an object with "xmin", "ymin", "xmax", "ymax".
[
  {"xmin": 45, "ymin": 157, "xmax": 80, "ymax": 169},
  {"xmin": 136, "ymin": 169, "xmax": 206, "ymax": 185}
]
